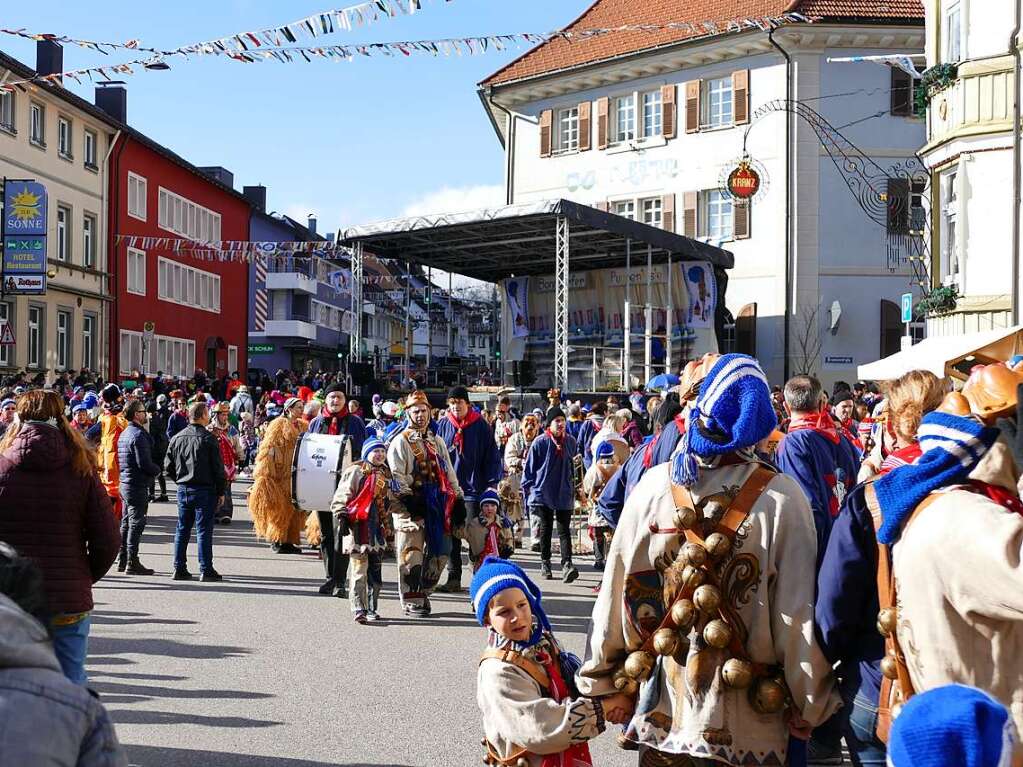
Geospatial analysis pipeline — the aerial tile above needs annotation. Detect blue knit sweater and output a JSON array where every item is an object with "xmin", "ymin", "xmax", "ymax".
[
  {"xmin": 521, "ymin": 432, "xmax": 578, "ymax": 511},
  {"xmin": 435, "ymin": 416, "xmax": 502, "ymax": 501}
]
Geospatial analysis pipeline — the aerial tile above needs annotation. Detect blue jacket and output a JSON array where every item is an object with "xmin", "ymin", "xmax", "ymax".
[
  {"xmin": 577, "ymin": 417, "xmax": 603, "ymax": 470},
  {"xmin": 596, "ymin": 417, "xmax": 684, "ymax": 528},
  {"xmin": 566, "ymin": 418, "xmax": 584, "ymax": 443},
  {"xmin": 815, "ymin": 482, "xmax": 884, "ymax": 709},
  {"xmin": 776, "ymin": 427, "xmax": 860, "ymax": 567},
  {"xmin": 435, "ymin": 414, "xmax": 502, "ymax": 501},
  {"xmin": 521, "ymin": 432, "xmax": 578, "ymax": 511},
  {"xmin": 116, "ymin": 422, "xmax": 160, "ymax": 505},
  {"xmin": 307, "ymin": 411, "xmax": 368, "ymax": 459},
  {"xmin": 166, "ymin": 410, "xmax": 189, "ymax": 441}
]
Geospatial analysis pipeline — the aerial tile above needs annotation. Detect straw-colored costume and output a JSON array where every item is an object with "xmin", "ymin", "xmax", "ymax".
[{"xmin": 248, "ymin": 416, "xmax": 304, "ymax": 544}]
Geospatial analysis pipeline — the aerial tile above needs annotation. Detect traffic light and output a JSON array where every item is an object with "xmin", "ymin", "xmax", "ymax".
[{"xmin": 495, "ymin": 349, "xmax": 501, "ymax": 359}]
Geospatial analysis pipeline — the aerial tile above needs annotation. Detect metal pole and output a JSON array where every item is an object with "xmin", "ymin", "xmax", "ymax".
[
  {"xmin": 623, "ymin": 238, "xmax": 631, "ymax": 390},
  {"xmin": 404, "ymin": 259, "xmax": 411, "ymax": 385},
  {"xmin": 592, "ymin": 347, "xmax": 597, "ymax": 391},
  {"xmin": 350, "ymin": 242, "xmax": 363, "ymax": 362},
  {"xmin": 427, "ymin": 265, "xmax": 432, "ymax": 370},
  {"xmin": 554, "ymin": 216, "xmax": 570, "ymax": 390},
  {"xmin": 644, "ymin": 244, "xmax": 652, "ymax": 386},
  {"xmin": 665, "ymin": 252, "xmax": 673, "ymax": 374},
  {"xmin": 448, "ymin": 269, "xmax": 453, "ymax": 357},
  {"xmin": 1, "ymin": 176, "xmax": 6, "ymax": 301}
]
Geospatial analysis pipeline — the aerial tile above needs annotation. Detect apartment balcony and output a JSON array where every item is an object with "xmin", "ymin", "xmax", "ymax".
[
  {"xmin": 265, "ymin": 271, "xmax": 317, "ymax": 295},
  {"xmin": 924, "ymin": 55, "xmax": 1014, "ymax": 154},
  {"xmin": 263, "ymin": 319, "xmax": 318, "ymax": 341}
]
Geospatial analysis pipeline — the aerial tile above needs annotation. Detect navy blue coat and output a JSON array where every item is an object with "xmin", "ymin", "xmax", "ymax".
[
  {"xmin": 436, "ymin": 414, "xmax": 502, "ymax": 502},
  {"xmin": 307, "ymin": 411, "xmax": 368, "ymax": 460},
  {"xmin": 522, "ymin": 432, "xmax": 578, "ymax": 511},
  {"xmin": 117, "ymin": 422, "xmax": 161, "ymax": 505},
  {"xmin": 815, "ymin": 482, "xmax": 884, "ymax": 708},
  {"xmin": 577, "ymin": 418, "xmax": 602, "ymax": 470}
]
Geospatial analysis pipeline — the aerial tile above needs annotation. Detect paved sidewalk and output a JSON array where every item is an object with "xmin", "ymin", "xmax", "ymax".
[{"xmin": 88, "ymin": 482, "xmax": 632, "ymax": 766}]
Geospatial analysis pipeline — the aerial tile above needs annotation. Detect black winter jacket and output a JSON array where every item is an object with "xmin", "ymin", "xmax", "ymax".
[
  {"xmin": 166, "ymin": 424, "xmax": 227, "ymax": 495},
  {"xmin": 117, "ymin": 423, "xmax": 160, "ymax": 505}
]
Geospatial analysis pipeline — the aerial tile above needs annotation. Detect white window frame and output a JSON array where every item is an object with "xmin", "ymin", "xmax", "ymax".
[
  {"xmin": 27, "ymin": 305, "xmax": 42, "ymax": 368},
  {"xmin": 56, "ymin": 310, "xmax": 71, "ymax": 371},
  {"xmin": 702, "ymin": 76, "xmax": 734, "ymax": 129},
  {"xmin": 127, "ymin": 172, "xmax": 147, "ymax": 221},
  {"xmin": 127, "ymin": 247, "xmax": 147, "ymax": 296},
  {"xmin": 613, "ymin": 93, "xmax": 636, "ymax": 144},
  {"xmin": 83, "ymin": 213, "xmax": 96, "ymax": 269},
  {"xmin": 57, "ymin": 116, "xmax": 72, "ymax": 160},
  {"xmin": 944, "ymin": 0, "xmax": 962, "ymax": 63},
  {"xmin": 0, "ymin": 90, "xmax": 14, "ymax": 134},
  {"xmin": 555, "ymin": 106, "xmax": 579, "ymax": 153},
  {"xmin": 700, "ymin": 189, "xmax": 734, "ymax": 242},
  {"xmin": 642, "ymin": 90, "xmax": 663, "ymax": 139},
  {"xmin": 157, "ymin": 256, "xmax": 221, "ymax": 313},
  {"xmin": 941, "ymin": 168, "xmax": 962, "ymax": 289},
  {"xmin": 84, "ymin": 129, "xmax": 97, "ymax": 169},
  {"xmin": 157, "ymin": 187, "xmax": 221, "ymax": 242},
  {"xmin": 612, "ymin": 200, "xmax": 636, "ymax": 220},
  {"xmin": 57, "ymin": 205, "xmax": 71, "ymax": 262},
  {"xmin": 82, "ymin": 314, "xmax": 95, "ymax": 371},
  {"xmin": 0, "ymin": 303, "xmax": 11, "ymax": 367},
  {"xmin": 29, "ymin": 102, "xmax": 44, "ymax": 146},
  {"xmin": 641, "ymin": 197, "xmax": 663, "ymax": 228}
]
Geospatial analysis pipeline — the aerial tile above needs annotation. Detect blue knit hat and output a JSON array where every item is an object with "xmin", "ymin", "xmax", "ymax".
[
  {"xmin": 72, "ymin": 403, "xmax": 89, "ymax": 414},
  {"xmin": 361, "ymin": 437, "xmax": 386, "ymax": 462},
  {"xmin": 874, "ymin": 411, "xmax": 999, "ymax": 544},
  {"xmin": 479, "ymin": 488, "xmax": 500, "ymax": 508},
  {"xmin": 469, "ymin": 557, "xmax": 550, "ymax": 645},
  {"xmin": 672, "ymin": 354, "xmax": 776, "ymax": 487},
  {"xmin": 595, "ymin": 440, "xmax": 616, "ymax": 460},
  {"xmin": 888, "ymin": 685, "xmax": 1016, "ymax": 767}
]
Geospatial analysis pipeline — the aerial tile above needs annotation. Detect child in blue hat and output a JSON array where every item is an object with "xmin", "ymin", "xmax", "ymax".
[
  {"xmin": 465, "ymin": 489, "xmax": 514, "ymax": 574},
  {"xmin": 470, "ymin": 557, "xmax": 631, "ymax": 766}
]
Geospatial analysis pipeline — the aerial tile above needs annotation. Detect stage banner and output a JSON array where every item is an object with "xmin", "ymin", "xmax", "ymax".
[
  {"xmin": 505, "ymin": 277, "xmax": 529, "ymax": 339},
  {"xmin": 328, "ymin": 268, "xmax": 352, "ymax": 296},
  {"xmin": 682, "ymin": 261, "xmax": 716, "ymax": 328}
]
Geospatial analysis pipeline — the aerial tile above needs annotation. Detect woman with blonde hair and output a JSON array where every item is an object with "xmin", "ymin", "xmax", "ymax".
[
  {"xmin": 589, "ymin": 412, "xmax": 630, "ymax": 466},
  {"xmin": 503, "ymin": 413, "xmax": 540, "ymax": 549},
  {"xmin": 0, "ymin": 389, "xmax": 120, "ymax": 685}
]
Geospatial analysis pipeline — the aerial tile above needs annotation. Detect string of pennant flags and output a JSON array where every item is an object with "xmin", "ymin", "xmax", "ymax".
[{"xmin": 0, "ymin": 13, "xmax": 808, "ymax": 92}]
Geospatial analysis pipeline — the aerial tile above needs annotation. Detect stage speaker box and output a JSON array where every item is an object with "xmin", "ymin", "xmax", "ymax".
[{"xmin": 349, "ymin": 362, "xmax": 375, "ymax": 386}]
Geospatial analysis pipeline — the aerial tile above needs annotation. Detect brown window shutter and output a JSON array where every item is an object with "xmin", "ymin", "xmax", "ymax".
[
  {"xmin": 682, "ymin": 191, "xmax": 698, "ymax": 237},
  {"xmin": 596, "ymin": 97, "xmax": 609, "ymax": 150},
  {"xmin": 732, "ymin": 70, "xmax": 750, "ymax": 125},
  {"xmin": 685, "ymin": 81, "xmax": 700, "ymax": 133},
  {"xmin": 661, "ymin": 193, "xmax": 676, "ymax": 232},
  {"xmin": 661, "ymin": 84, "xmax": 677, "ymax": 139},
  {"xmin": 890, "ymin": 68, "xmax": 913, "ymax": 116},
  {"xmin": 539, "ymin": 109, "xmax": 553, "ymax": 157},
  {"xmin": 595, "ymin": 201, "xmax": 609, "ymax": 212},
  {"xmin": 578, "ymin": 101, "xmax": 592, "ymax": 151},
  {"xmin": 733, "ymin": 201, "xmax": 751, "ymax": 240},
  {"xmin": 736, "ymin": 303, "xmax": 757, "ymax": 356}
]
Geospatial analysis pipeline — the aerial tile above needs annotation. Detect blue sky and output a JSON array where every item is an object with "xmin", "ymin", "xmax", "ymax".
[{"xmin": 1, "ymin": 1, "xmax": 590, "ymax": 234}]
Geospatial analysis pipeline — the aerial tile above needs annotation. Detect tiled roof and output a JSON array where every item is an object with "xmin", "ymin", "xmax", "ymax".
[{"xmin": 481, "ymin": 0, "xmax": 923, "ymax": 86}]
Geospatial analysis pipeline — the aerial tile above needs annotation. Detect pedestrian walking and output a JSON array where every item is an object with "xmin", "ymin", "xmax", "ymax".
[
  {"xmin": 0, "ymin": 390, "xmax": 120, "ymax": 685},
  {"xmin": 166, "ymin": 401, "xmax": 227, "ymax": 582},
  {"xmin": 116, "ymin": 400, "xmax": 161, "ymax": 576}
]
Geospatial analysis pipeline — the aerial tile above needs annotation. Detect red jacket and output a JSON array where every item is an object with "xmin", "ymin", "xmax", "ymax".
[{"xmin": 0, "ymin": 424, "xmax": 120, "ymax": 614}]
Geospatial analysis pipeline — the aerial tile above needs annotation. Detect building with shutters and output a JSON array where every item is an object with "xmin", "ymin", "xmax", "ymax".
[
  {"xmin": 479, "ymin": 0, "xmax": 926, "ymax": 386},
  {"xmin": 918, "ymin": 0, "xmax": 1021, "ymax": 338}
]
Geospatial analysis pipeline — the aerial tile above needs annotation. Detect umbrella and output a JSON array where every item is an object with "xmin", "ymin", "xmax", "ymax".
[{"xmin": 646, "ymin": 373, "xmax": 680, "ymax": 391}]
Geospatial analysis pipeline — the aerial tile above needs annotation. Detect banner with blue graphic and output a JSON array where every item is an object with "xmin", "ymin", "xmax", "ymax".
[{"xmin": 3, "ymin": 181, "xmax": 47, "ymax": 236}]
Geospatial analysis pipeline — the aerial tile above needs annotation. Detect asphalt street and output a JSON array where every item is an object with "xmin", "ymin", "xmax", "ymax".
[{"xmin": 88, "ymin": 480, "xmax": 634, "ymax": 767}]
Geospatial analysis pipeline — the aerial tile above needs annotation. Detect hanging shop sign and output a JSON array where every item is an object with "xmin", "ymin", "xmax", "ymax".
[
  {"xmin": 3, "ymin": 274, "xmax": 46, "ymax": 295},
  {"xmin": 727, "ymin": 161, "xmax": 761, "ymax": 200},
  {"xmin": 3, "ymin": 181, "xmax": 48, "ymax": 235},
  {"xmin": 2, "ymin": 236, "xmax": 46, "ymax": 273},
  {"xmin": 248, "ymin": 343, "xmax": 276, "ymax": 354}
]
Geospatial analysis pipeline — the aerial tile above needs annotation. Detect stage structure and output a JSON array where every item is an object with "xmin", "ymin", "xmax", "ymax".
[{"xmin": 342, "ymin": 200, "xmax": 732, "ymax": 391}]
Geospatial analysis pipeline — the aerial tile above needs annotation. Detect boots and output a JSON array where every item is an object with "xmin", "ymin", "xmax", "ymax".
[
  {"xmin": 540, "ymin": 561, "xmax": 553, "ymax": 580},
  {"xmin": 126, "ymin": 556, "xmax": 155, "ymax": 576},
  {"xmin": 116, "ymin": 549, "xmax": 127, "ymax": 573}
]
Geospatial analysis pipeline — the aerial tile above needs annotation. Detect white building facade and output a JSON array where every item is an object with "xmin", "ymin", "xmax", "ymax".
[{"xmin": 480, "ymin": 4, "xmax": 925, "ymax": 386}]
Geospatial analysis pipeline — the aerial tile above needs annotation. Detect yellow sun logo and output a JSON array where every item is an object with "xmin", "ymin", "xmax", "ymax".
[{"xmin": 9, "ymin": 189, "xmax": 41, "ymax": 221}]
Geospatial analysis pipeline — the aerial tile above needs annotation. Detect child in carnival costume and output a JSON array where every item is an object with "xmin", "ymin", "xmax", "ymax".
[
  {"xmin": 472, "ymin": 557, "xmax": 632, "ymax": 767},
  {"xmin": 331, "ymin": 437, "xmax": 397, "ymax": 624},
  {"xmin": 465, "ymin": 489, "xmax": 515, "ymax": 574},
  {"xmin": 582, "ymin": 440, "xmax": 622, "ymax": 572}
]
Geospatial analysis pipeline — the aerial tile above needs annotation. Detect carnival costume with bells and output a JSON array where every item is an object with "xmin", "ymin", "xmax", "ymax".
[
  {"xmin": 248, "ymin": 415, "xmax": 304, "ymax": 545},
  {"xmin": 472, "ymin": 557, "xmax": 605, "ymax": 767},
  {"xmin": 465, "ymin": 489, "xmax": 515, "ymax": 573},
  {"xmin": 387, "ymin": 391, "xmax": 462, "ymax": 614},
  {"xmin": 577, "ymin": 354, "xmax": 839, "ymax": 766}
]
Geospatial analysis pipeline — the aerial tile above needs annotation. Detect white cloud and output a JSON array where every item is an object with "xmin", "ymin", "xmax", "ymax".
[
  {"xmin": 401, "ymin": 184, "xmax": 505, "ymax": 218},
  {"xmin": 281, "ymin": 203, "xmax": 319, "ymax": 226}
]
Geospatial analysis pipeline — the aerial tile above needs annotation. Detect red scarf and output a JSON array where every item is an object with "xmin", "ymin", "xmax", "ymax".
[
  {"xmin": 422, "ymin": 435, "xmax": 457, "ymax": 533},
  {"xmin": 548, "ymin": 428, "xmax": 565, "ymax": 456},
  {"xmin": 969, "ymin": 480, "xmax": 1023, "ymax": 516},
  {"xmin": 839, "ymin": 418, "xmax": 863, "ymax": 451},
  {"xmin": 535, "ymin": 647, "xmax": 593, "ymax": 767},
  {"xmin": 213, "ymin": 429, "xmax": 236, "ymax": 481},
  {"xmin": 319, "ymin": 405, "xmax": 350, "ymax": 435},
  {"xmin": 446, "ymin": 408, "xmax": 482, "ymax": 453},
  {"xmin": 346, "ymin": 466, "xmax": 380, "ymax": 522},
  {"xmin": 879, "ymin": 442, "xmax": 923, "ymax": 474},
  {"xmin": 787, "ymin": 408, "xmax": 841, "ymax": 445},
  {"xmin": 475, "ymin": 521, "xmax": 500, "ymax": 574}
]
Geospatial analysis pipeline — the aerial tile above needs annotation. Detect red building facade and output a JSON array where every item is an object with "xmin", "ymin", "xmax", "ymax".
[{"xmin": 107, "ymin": 128, "xmax": 250, "ymax": 381}]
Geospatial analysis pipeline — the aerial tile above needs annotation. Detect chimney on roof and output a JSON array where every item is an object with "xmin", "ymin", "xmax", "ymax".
[
  {"xmin": 242, "ymin": 185, "xmax": 267, "ymax": 212},
  {"xmin": 307, "ymin": 215, "xmax": 317, "ymax": 235},
  {"xmin": 95, "ymin": 82, "xmax": 127, "ymax": 124},
  {"xmin": 199, "ymin": 166, "xmax": 234, "ymax": 189},
  {"xmin": 36, "ymin": 39, "xmax": 63, "ymax": 83}
]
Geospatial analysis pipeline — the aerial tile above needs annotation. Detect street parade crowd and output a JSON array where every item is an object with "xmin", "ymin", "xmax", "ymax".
[{"xmin": 1, "ymin": 355, "xmax": 1023, "ymax": 766}]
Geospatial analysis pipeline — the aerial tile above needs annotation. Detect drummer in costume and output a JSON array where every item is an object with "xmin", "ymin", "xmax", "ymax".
[
  {"xmin": 330, "ymin": 437, "xmax": 396, "ymax": 624},
  {"xmin": 308, "ymin": 383, "xmax": 368, "ymax": 597},
  {"xmin": 248, "ymin": 397, "xmax": 306, "ymax": 554},
  {"xmin": 577, "ymin": 354, "xmax": 840, "ymax": 766},
  {"xmin": 436, "ymin": 386, "xmax": 502, "ymax": 594},
  {"xmin": 387, "ymin": 391, "xmax": 463, "ymax": 618}
]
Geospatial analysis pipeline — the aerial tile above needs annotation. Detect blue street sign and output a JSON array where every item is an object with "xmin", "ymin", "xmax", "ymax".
[
  {"xmin": 901, "ymin": 292, "xmax": 913, "ymax": 324},
  {"xmin": 2, "ymin": 236, "xmax": 46, "ymax": 273},
  {"xmin": 3, "ymin": 181, "xmax": 48, "ymax": 236}
]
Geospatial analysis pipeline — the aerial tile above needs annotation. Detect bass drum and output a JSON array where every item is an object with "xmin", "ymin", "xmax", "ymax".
[{"xmin": 291, "ymin": 432, "xmax": 353, "ymax": 512}]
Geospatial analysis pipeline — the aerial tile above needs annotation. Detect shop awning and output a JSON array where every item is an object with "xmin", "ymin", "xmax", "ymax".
[{"xmin": 857, "ymin": 325, "xmax": 1023, "ymax": 381}]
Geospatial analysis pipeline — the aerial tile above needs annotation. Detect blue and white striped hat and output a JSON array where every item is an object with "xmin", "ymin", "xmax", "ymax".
[
  {"xmin": 671, "ymin": 354, "xmax": 776, "ymax": 487},
  {"xmin": 469, "ymin": 557, "xmax": 550, "ymax": 645},
  {"xmin": 875, "ymin": 410, "xmax": 999, "ymax": 544}
]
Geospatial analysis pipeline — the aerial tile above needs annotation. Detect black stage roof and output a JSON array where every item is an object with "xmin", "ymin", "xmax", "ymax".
[{"xmin": 340, "ymin": 199, "xmax": 733, "ymax": 283}]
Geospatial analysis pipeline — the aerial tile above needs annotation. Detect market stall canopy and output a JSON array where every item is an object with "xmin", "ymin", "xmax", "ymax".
[
  {"xmin": 339, "ymin": 199, "xmax": 733, "ymax": 283},
  {"xmin": 857, "ymin": 325, "xmax": 1023, "ymax": 381}
]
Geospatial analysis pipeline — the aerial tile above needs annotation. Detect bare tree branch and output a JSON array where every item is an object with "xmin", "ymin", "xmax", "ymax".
[{"xmin": 792, "ymin": 303, "xmax": 823, "ymax": 377}]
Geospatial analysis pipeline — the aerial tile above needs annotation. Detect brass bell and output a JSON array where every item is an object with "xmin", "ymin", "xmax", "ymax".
[
  {"xmin": 693, "ymin": 584, "xmax": 722, "ymax": 614},
  {"xmin": 721, "ymin": 658, "xmax": 754, "ymax": 689},
  {"xmin": 703, "ymin": 618, "xmax": 732, "ymax": 649},
  {"xmin": 750, "ymin": 677, "xmax": 788, "ymax": 714},
  {"xmin": 683, "ymin": 542, "xmax": 708, "ymax": 567},
  {"xmin": 877, "ymin": 607, "xmax": 898, "ymax": 637},
  {"xmin": 674, "ymin": 506, "xmax": 699, "ymax": 530},
  {"xmin": 670, "ymin": 598, "xmax": 697, "ymax": 629},
  {"xmin": 515, "ymin": 758, "xmax": 529, "ymax": 767},
  {"xmin": 681, "ymin": 565, "xmax": 705, "ymax": 590},
  {"xmin": 613, "ymin": 672, "xmax": 639, "ymax": 696},
  {"xmin": 623, "ymin": 650, "xmax": 655, "ymax": 681},
  {"xmin": 880, "ymin": 652, "xmax": 900, "ymax": 680},
  {"xmin": 652, "ymin": 627, "xmax": 680, "ymax": 657},
  {"xmin": 704, "ymin": 532, "xmax": 732, "ymax": 560},
  {"xmin": 704, "ymin": 500, "xmax": 726, "ymax": 520}
]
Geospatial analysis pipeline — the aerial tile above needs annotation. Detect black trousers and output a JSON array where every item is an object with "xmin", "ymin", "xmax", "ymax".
[
  {"xmin": 447, "ymin": 499, "xmax": 478, "ymax": 581},
  {"xmin": 316, "ymin": 511, "xmax": 349, "ymax": 587},
  {"xmin": 533, "ymin": 505, "xmax": 573, "ymax": 567},
  {"xmin": 593, "ymin": 527, "xmax": 609, "ymax": 565}
]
